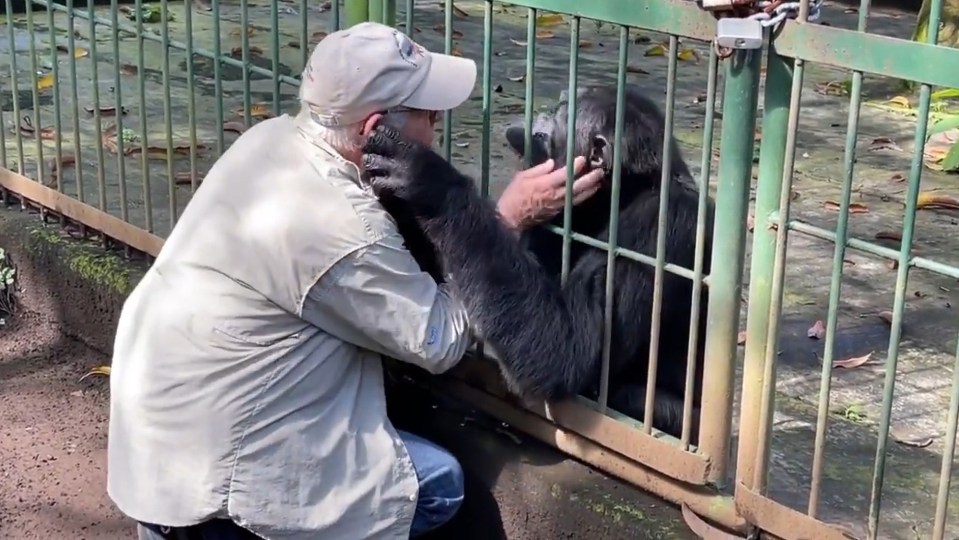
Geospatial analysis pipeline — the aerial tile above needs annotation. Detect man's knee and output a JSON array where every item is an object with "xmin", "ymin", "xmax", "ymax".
[{"xmin": 398, "ymin": 430, "xmax": 465, "ymax": 535}]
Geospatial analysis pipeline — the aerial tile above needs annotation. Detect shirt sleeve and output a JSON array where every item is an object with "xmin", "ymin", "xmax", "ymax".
[{"xmin": 299, "ymin": 231, "xmax": 473, "ymax": 374}]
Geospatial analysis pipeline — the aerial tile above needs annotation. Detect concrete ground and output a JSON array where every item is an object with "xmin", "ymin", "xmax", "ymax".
[{"xmin": 4, "ymin": 0, "xmax": 959, "ymax": 538}]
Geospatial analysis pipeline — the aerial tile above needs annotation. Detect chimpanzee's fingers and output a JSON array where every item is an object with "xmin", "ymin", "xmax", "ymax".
[
  {"xmin": 362, "ymin": 125, "xmax": 403, "ymax": 156},
  {"xmin": 361, "ymin": 153, "xmax": 395, "ymax": 178}
]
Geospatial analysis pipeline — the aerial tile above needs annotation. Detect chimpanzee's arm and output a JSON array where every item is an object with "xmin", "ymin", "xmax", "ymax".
[{"xmin": 414, "ymin": 179, "xmax": 656, "ymax": 401}]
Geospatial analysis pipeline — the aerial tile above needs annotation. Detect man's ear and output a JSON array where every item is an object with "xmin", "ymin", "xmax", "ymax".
[{"xmin": 360, "ymin": 113, "xmax": 384, "ymax": 136}]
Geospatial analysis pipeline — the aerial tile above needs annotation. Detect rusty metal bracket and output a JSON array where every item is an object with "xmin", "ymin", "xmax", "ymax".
[
  {"xmin": 734, "ymin": 481, "xmax": 862, "ymax": 540},
  {"xmin": 447, "ymin": 355, "xmax": 716, "ymax": 486}
]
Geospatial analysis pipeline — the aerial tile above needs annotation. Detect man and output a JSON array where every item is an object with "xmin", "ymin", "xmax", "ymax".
[{"xmin": 107, "ymin": 21, "xmax": 604, "ymax": 540}]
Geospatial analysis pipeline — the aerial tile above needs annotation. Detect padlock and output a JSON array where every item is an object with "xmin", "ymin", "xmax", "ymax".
[{"xmin": 716, "ymin": 17, "xmax": 764, "ymax": 50}]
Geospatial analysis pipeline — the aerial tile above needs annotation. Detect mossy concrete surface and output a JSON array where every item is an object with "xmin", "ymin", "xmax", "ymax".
[
  {"xmin": 0, "ymin": 204, "xmax": 695, "ymax": 538},
  {"xmin": 0, "ymin": 206, "xmax": 148, "ymax": 354}
]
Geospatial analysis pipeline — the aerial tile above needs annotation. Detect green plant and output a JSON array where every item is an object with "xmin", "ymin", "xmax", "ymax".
[{"xmin": 0, "ymin": 247, "xmax": 17, "ymax": 325}]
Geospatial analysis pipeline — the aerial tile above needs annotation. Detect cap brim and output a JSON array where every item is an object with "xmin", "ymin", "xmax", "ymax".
[{"xmin": 402, "ymin": 53, "xmax": 477, "ymax": 112}]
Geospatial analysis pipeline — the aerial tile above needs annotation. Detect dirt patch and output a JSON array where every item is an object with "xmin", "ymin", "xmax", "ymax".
[{"xmin": 0, "ymin": 311, "xmax": 133, "ymax": 539}]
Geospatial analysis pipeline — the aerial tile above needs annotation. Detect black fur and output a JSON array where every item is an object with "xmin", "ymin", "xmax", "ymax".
[{"xmin": 363, "ymin": 84, "xmax": 715, "ymax": 443}]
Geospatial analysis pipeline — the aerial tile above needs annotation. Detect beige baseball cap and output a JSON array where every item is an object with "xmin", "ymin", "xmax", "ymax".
[{"xmin": 299, "ymin": 21, "xmax": 478, "ymax": 127}]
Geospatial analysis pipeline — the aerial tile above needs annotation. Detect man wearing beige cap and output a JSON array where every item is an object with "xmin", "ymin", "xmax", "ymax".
[{"xmin": 107, "ymin": 21, "xmax": 603, "ymax": 540}]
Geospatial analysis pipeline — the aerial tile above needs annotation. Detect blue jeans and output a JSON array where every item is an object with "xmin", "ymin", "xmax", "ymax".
[
  {"xmin": 399, "ymin": 429, "xmax": 465, "ymax": 537},
  {"xmin": 137, "ymin": 431, "xmax": 464, "ymax": 539}
]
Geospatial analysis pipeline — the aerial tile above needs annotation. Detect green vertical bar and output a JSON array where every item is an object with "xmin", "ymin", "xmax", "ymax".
[
  {"xmin": 734, "ymin": 44, "xmax": 792, "ymax": 488},
  {"xmin": 299, "ymin": 0, "xmax": 308, "ymax": 67},
  {"xmin": 271, "ymin": 0, "xmax": 281, "ymax": 115},
  {"xmin": 331, "ymin": 0, "xmax": 341, "ymax": 31},
  {"xmin": 560, "ymin": 16, "xmax": 580, "ymax": 285},
  {"xmin": 67, "ymin": 0, "xmax": 86, "ymax": 208},
  {"xmin": 383, "ymin": 0, "xmax": 396, "ymax": 26},
  {"xmin": 134, "ymin": 0, "xmax": 152, "ymax": 232},
  {"xmin": 368, "ymin": 0, "xmax": 383, "ymax": 24},
  {"xmin": 642, "ymin": 33, "xmax": 679, "ymax": 433},
  {"xmin": 240, "ymin": 0, "xmax": 252, "ymax": 128},
  {"xmin": 161, "ymin": 0, "xmax": 176, "ymax": 229},
  {"xmin": 480, "ymin": 0, "xmax": 492, "ymax": 199},
  {"xmin": 345, "ymin": 0, "xmax": 369, "ymax": 27},
  {"xmin": 932, "ymin": 335, "xmax": 959, "ymax": 539},
  {"xmin": 49, "ymin": 0, "xmax": 64, "ymax": 198},
  {"xmin": 442, "ymin": 0, "xmax": 453, "ymax": 161},
  {"xmin": 809, "ymin": 0, "xmax": 871, "ymax": 515},
  {"xmin": 111, "ymin": 0, "xmax": 129, "ymax": 221},
  {"xmin": 521, "ymin": 9, "xmax": 536, "ymax": 167},
  {"xmin": 599, "ymin": 25, "xmax": 630, "ymax": 411},
  {"xmin": 868, "ymin": 0, "xmax": 944, "ymax": 535},
  {"xmin": 404, "ymin": 0, "xmax": 413, "ymax": 34},
  {"xmin": 25, "ymin": 0, "xmax": 46, "ymax": 188},
  {"xmin": 212, "ymin": 0, "xmax": 225, "ymax": 155},
  {"xmin": 681, "ymin": 46, "xmax": 720, "ymax": 450},
  {"xmin": 88, "ymin": 0, "xmax": 107, "ymax": 214},
  {"xmin": 700, "ymin": 47, "xmax": 762, "ymax": 486},
  {"xmin": 184, "ymin": 0, "xmax": 199, "ymax": 192},
  {"xmin": 5, "ymin": 0, "xmax": 25, "ymax": 175}
]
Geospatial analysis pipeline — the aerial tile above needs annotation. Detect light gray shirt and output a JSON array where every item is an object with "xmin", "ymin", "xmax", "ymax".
[{"xmin": 106, "ymin": 109, "xmax": 472, "ymax": 539}]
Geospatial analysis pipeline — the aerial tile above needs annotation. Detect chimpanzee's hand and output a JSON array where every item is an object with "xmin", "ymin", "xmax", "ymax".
[{"xmin": 361, "ymin": 124, "xmax": 470, "ymax": 217}]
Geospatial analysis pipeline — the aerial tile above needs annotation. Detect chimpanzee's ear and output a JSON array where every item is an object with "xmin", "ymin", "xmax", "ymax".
[
  {"xmin": 588, "ymin": 134, "xmax": 611, "ymax": 172},
  {"xmin": 505, "ymin": 127, "xmax": 552, "ymax": 167}
]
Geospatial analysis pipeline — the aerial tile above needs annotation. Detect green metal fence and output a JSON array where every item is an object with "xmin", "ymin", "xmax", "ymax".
[{"xmin": 4, "ymin": 0, "xmax": 959, "ymax": 538}]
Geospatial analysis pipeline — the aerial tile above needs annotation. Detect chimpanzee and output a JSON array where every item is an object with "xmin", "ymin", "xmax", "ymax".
[{"xmin": 363, "ymin": 84, "xmax": 715, "ymax": 443}]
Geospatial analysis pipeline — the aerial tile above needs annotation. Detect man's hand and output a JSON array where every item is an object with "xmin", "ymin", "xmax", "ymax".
[{"xmin": 497, "ymin": 157, "xmax": 605, "ymax": 231}]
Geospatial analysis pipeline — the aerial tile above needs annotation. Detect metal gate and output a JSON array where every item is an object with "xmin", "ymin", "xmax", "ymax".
[{"xmin": 3, "ymin": 0, "xmax": 959, "ymax": 538}]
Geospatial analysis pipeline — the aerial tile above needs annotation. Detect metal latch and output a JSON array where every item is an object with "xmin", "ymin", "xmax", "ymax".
[{"xmin": 715, "ymin": 17, "xmax": 765, "ymax": 50}]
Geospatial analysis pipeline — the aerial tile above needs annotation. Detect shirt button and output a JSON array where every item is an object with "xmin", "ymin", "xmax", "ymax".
[{"xmin": 409, "ymin": 494, "xmax": 415, "ymax": 501}]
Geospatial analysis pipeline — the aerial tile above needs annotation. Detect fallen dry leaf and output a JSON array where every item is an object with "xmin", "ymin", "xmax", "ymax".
[
  {"xmin": 886, "ymin": 95, "xmax": 911, "ymax": 109},
  {"xmin": 644, "ymin": 43, "xmax": 667, "ymax": 57},
  {"xmin": 452, "ymin": 4, "xmax": 469, "ymax": 17},
  {"xmin": 535, "ymin": 30, "xmax": 555, "ymax": 40},
  {"xmin": 626, "ymin": 64, "xmax": 650, "ymax": 75},
  {"xmin": 234, "ymin": 103, "xmax": 274, "ymax": 119},
  {"xmin": 878, "ymin": 311, "xmax": 893, "ymax": 325},
  {"xmin": 509, "ymin": 38, "xmax": 528, "ymax": 47},
  {"xmin": 311, "ymin": 31, "xmax": 328, "ymax": 42},
  {"xmin": 230, "ymin": 45, "xmax": 264, "ymax": 57},
  {"xmin": 834, "ymin": 352, "xmax": 873, "ymax": 369},
  {"xmin": 677, "ymin": 48, "xmax": 700, "ymax": 63},
  {"xmin": 84, "ymin": 105, "xmax": 128, "ymax": 117},
  {"xmin": 535, "ymin": 13, "xmax": 564, "ymax": 27},
  {"xmin": 119, "ymin": 64, "xmax": 138, "ymax": 76},
  {"xmin": 737, "ymin": 330, "xmax": 747, "ymax": 345},
  {"xmin": 875, "ymin": 230, "xmax": 902, "ymax": 241},
  {"xmin": 823, "ymin": 200, "xmax": 869, "ymax": 214},
  {"xmin": 174, "ymin": 171, "xmax": 205, "ymax": 185},
  {"xmin": 868, "ymin": 137, "xmax": 903, "ymax": 152},
  {"xmin": 892, "ymin": 435, "xmax": 934, "ymax": 448},
  {"xmin": 229, "ymin": 27, "xmax": 257, "ymax": 38},
  {"xmin": 432, "ymin": 24, "xmax": 464, "ymax": 38},
  {"xmin": 36, "ymin": 72, "xmax": 55, "ymax": 90},
  {"xmin": 507, "ymin": 74, "xmax": 525, "ymax": 82},
  {"xmin": 223, "ymin": 121, "xmax": 248, "ymax": 134},
  {"xmin": 807, "ymin": 320, "xmax": 826, "ymax": 340},
  {"xmin": 577, "ymin": 39, "xmax": 593, "ymax": 49},
  {"xmin": 917, "ymin": 191, "xmax": 959, "ymax": 210},
  {"xmin": 451, "ymin": 47, "xmax": 463, "ymax": 57},
  {"xmin": 814, "ymin": 80, "xmax": 848, "ymax": 96},
  {"xmin": 890, "ymin": 173, "xmax": 905, "ymax": 183}
]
